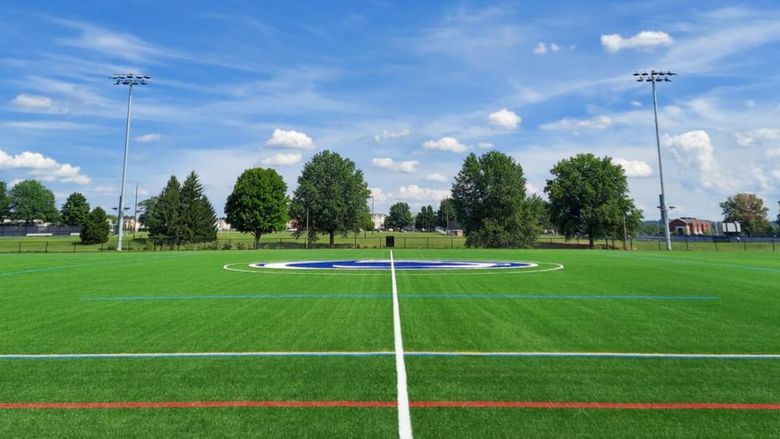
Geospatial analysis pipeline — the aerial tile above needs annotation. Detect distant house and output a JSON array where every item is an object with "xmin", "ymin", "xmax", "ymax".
[
  {"xmin": 669, "ymin": 217, "xmax": 712, "ymax": 236},
  {"xmin": 215, "ymin": 218, "xmax": 231, "ymax": 232},
  {"xmin": 371, "ymin": 213, "xmax": 386, "ymax": 231}
]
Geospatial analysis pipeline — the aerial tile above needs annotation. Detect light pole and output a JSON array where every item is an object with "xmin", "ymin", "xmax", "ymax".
[
  {"xmin": 635, "ymin": 70, "xmax": 675, "ymax": 251},
  {"xmin": 110, "ymin": 73, "xmax": 150, "ymax": 251}
]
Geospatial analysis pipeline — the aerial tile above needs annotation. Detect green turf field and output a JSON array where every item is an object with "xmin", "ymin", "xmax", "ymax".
[{"xmin": 0, "ymin": 249, "xmax": 778, "ymax": 437}]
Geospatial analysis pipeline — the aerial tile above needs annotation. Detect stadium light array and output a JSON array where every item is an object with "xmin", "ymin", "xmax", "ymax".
[
  {"xmin": 635, "ymin": 70, "xmax": 675, "ymax": 251},
  {"xmin": 110, "ymin": 73, "xmax": 150, "ymax": 251}
]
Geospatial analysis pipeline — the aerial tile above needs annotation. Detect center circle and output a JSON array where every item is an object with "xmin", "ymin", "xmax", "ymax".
[{"xmin": 249, "ymin": 260, "xmax": 538, "ymax": 270}]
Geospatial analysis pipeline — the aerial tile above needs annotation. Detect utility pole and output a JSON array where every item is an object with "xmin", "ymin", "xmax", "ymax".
[
  {"xmin": 110, "ymin": 73, "xmax": 150, "ymax": 251},
  {"xmin": 634, "ymin": 70, "xmax": 675, "ymax": 251}
]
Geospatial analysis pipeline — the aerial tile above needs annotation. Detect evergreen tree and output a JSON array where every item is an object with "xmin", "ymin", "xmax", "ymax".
[
  {"xmin": 8, "ymin": 180, "xmax": 59, "ymax": 224},
  {"xmin": 60, "ymin": 193, "xmax": 91, "ymax": 226},
  {"xmin": 0, "ymin": 181, "xmax": 9, "ymax": 222},
  {"xmin": 435, "ymin": 198, "xmax": 457, "ymax": 230},
  {"xmin": 180, "ymin": 171, "xmax": 217, "ymax": 243},
  {"xmin": 225, "ymin": 168, "xmax": 289, "ymax": 249},
  {"xmin": 415, "ymin": 205, "xmax": 436, "ymax": 231},
  {"xmin": 147, "ymin": 176, "xmax": 182, "ymax": 243},
  {"xmin": 80, "ymin": 207, "xmax": 110, "ymax": 245}
]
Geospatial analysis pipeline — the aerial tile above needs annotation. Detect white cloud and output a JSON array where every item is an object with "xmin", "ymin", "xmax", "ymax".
[
  {"xmin": 735, "ymin": 129, "xmax": 780, "ymax": 147},
  {"xmin": 371, "ymin": 157, "xmax": 419, "ymax": 173},
  {"xmin": 525, "ymin": 182, "xmax": 541, "ymax": 195},
  {"xmin": 397, "ymin": 184, "xmax": 450, "ymax": 202},
  {"xmin": 135, "ymin": 133, "xmax": 162, "ymax": 143},
  {"xmin": 663, "ymin": 130, "xmax": 716, "ymax": 172},
  {"xmin": 488, "ymin": 108, "xmax": 521, "ymax": 129},
  {"xmin": 477, "ymin": 142, "xmax": 494, "ymax": 149},
  {"xmin": 630, "ymin": 100, "xmax": 643, "ymax": 107},
  {"xmin": 266, "ymin": 128, "xmax": 314, "ymax": 149},
  {"xmin": 614, "ymin": 158, "xmax": 653, "ymax": 178},
  {"xmin": 766, "ymin": 148, "xmax": 780, "ymax": 158},
  {"xmin": 369, "ymin": 187, "xmax": 388, "ymax": 203},
  {"xmin": 533, "ymin": 42, "xmax": 560, "ymax": 54},
  {"xmin": 422, "ymin": 136, "xmax": 467, "ymax": 153},
  {"xmin": 601, "ymin": 31, "xmax": 673, "ymax": 52},
  {"xmin": 260, "ymin": 152, "xmax": 302, "ymax": 166},
  {"xmin": 10, "ymin": 94, "xmax": 53, "ymax": 111},
  {"xmin": 425, "ymin": 173, "xmax": 448, "ymax": 182},
  {"xmin": 541, "ymin": 115, "xmax": 613, "ymax": 133},
  {"xmin": 374, "ymin": 128, "xmax": 411, "ymax": 143},
  {"xmin": 0, "ymin": 149, "xmax": 90, "ymax": 184}
]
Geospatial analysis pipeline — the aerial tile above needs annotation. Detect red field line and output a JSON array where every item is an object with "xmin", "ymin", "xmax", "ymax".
[
  {"xmin": 1, "ymin": 401, "xmax": 779, "ymax": 410},
  {"xmin": 411, "ymin": 401, "xmax": 780, "ymax": 410}
]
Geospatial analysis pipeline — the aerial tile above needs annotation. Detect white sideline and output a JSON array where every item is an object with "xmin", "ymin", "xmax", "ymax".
[{"xmin": 391, "ymin": 251, "xmax": 413, "ymax": 439}]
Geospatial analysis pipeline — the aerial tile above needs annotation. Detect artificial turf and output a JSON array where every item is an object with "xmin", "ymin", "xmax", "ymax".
[{"xmin": 0, "ymin": 249, "xmax": 778, "ymax": 437}]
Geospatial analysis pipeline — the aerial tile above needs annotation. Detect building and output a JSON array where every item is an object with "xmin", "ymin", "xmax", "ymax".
[
  {"xmin": 669, "ymin": 217, "xmax": 712, "ymax": 236},
  {"xmin": 371, "ymin": 213, "xmax": 386, "ymax": 231}
]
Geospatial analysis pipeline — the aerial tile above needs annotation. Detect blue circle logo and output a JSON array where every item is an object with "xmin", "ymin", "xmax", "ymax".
[{"xmin": 250, "ymin": 260, "xmax": 537, "ymax": 270}]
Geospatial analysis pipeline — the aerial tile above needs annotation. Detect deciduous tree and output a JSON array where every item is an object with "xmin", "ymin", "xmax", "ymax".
[
  {"xmin": 387, "ymin": 202, "xmax": 413, "ymax": 231},
  {"xmin": 289, "ymin": 151, "xmax": 370, "ymax": 247},
  {"xmin": 8, "ymin": 180, "xmax": 59, "ymax": 224},
  {"xmin": 0, "ymin": 181, "xmax": 9, "ymax": 222},
  {"xmin": 451, "ymin": 151, "xmax": 538, "ymax": 247},
  {"xmin": 545, "ymin": 153, "xmax": 640, "ymax": 248},
  {"xmin": 720, "ymin": 193, "xmax": 770, "ymax": 236},
  {"xmin": 225, "ymin": 168, "xmax": 289, "ymax": 249}
]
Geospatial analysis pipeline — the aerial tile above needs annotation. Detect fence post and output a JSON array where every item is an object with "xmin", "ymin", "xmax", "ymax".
[
  {"xmin": 18, "ymin": 242, "xmax": 22, "ymax": 253},
  {"xmin": 73, "ymin": 243, "xmax": 77, "ymax": 253},
  {"xmin": 657, "ymin": 239, "xmax": 661, "ymax": 251},
  {"xmin": 45, "ymin": 242, "xmax": 48, "ymax": 253},
  {"xmin": 714, "ymin": 239, "xmax": 718, "ymax": 252},
  {"xmin": 744, "ymin": 240, "xmax": 747, "ymax": 252},
  {"xmin": 451, "ymin": 236, "xmax": 454, "ymax": 249},
  {"xmin": 427, "ymin": 237, "xmax": 429, "ymax": 249},
  {"xmin": 773, "ymin": 240, "xmax": 776, "ymax": 252},
  {"xmin": 686, "ymin": 238, "xmax": 689, "ymax": 251},
  {"xmin": 404, "ymin": 237, "xmax": 406, "ymax": 249},
  {"xmin": 354, "ymin": 236, "xmax": 357, "ymax": 248}
]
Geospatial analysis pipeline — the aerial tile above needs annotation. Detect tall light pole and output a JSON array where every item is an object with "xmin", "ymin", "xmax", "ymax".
[
  {"xmin": 635, "ymin": 70, "xmax": 675, "ymax": 251},
  {"xmin": 110, "ymin": 73, "xmax": 150, "ymax": 251}
]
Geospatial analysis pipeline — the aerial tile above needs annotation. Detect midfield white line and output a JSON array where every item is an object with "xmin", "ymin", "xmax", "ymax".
[{"xmin": 390, "ymin": 251, "xmax": 413, "ymax": 439}]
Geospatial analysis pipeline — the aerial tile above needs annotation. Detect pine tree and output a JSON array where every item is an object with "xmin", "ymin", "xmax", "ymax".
[
  {"xmin": 60, "ymin": 193, "xmax": 91, "ymax": 226},
  {"xmin": 148, "ymin": 176, "xmax": 182, "ymax": 243},
  {"xmin": 180, "ymin": 171, "xmax": 217, "ymax": 243},
  {"xmin": 80, "ymin": 207, "xmax": 110, "ymax": 245}
]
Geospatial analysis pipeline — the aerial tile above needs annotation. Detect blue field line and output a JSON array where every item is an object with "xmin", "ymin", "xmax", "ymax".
[
  {"xmin": 80, "ymin": 293, "xmax": 719, "ymax": 302},
  {"xmin": 81, "ymin": 294, "xmax": 391, "ymax": 301},
  {"xmin": 0, "ymin": 351, "xmax": 395, "ymax": 360},
  {"xmin": 1, "ymin": 351, "xmax": 777, "ymax": 360}
]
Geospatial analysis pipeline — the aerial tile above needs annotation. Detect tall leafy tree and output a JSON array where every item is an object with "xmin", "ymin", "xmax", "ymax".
[
  {"xmin": 545, "ymin": 153, "xmax": 640, "ymax": 248},
  {"xmin": 720, "ymin": 193, "xmax": 770, "ymax": 236},
  {"xmin": 147, "ymin": 176, "xmax": 182, "ymax": 243},
  {"xmin": 451, "ymin": 151, "xmax": 539, "ymax": 247},
  {"xmin": 8, "ymin": 180, "xmax": 59, "ymax": 224},
  {"xmin": 415, "ymin": 205, "xmax": 436, "ymax": 231},
  {"xmin": 387, "ymin": 202, "xmax": 413, "ymax": 231},
  {"xmin": 80, "ymin": 207, "xmax": 110, "ymax": 245},
  {"xmin": 435, "ymin": 198, "xmax": 457, "ymax": 229},
  {"xmin": 289, "ymin": 150, "xmax": 370, "ymax": 247},
  {"xmin": 180, "ymin": 171, "xmax": 217, "ymax": 243},
  {"xmin": 225, "ymin": 168, "xmax": 289, "ymax": 249},
  {"xmin": 60, "ymin": 193, "xmax": 90, "ymax": 226},
  {"xmin": 0, "ymin": 181, "xmax": 9, "ymax": 222}
]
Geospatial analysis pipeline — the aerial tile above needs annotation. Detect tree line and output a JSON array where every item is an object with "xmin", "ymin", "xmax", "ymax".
[{"xmin": 2, "ymin": 149, "xmax": 778, "ymax": 249}]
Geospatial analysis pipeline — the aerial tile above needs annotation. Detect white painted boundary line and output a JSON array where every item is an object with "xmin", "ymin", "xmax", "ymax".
[
  {"xmin": 1, "ymin": 351, "xmax": 778, "ymax": 360},
  {"xmin": 391, "ymin": 251, "xmax": 413, "ymax": 439}
]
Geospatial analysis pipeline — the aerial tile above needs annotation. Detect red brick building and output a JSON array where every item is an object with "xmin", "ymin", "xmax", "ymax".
[{"xmin": 669, "ymin": 217, "xmax": 712, "ymax": 236}]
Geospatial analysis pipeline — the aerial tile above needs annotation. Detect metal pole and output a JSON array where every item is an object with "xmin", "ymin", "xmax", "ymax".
[
  {"xmin": 133, "ymin": 184, "xmax": 139, "ymax": 239},
  {"xmin": 651, "ymin": 77, "xmax": 672, "ymax": 251},
  {"xmin": 116, "ymin": 84, "xmax": 133, "ymax": 251}
]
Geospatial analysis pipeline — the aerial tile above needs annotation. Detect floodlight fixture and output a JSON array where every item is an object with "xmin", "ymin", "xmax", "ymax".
[
  {"xmin": 109, "ymin": 72, "xmax": 150, "ymax": 251},
  {"xmin": 635, "ymin": 70, "xmax": 675, "ymax": 251}
]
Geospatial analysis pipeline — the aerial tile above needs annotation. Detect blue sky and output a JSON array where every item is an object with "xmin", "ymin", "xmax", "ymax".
[{"xmin": 2, "ymin": 0, "xmax": 780, "ymax": 220}]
